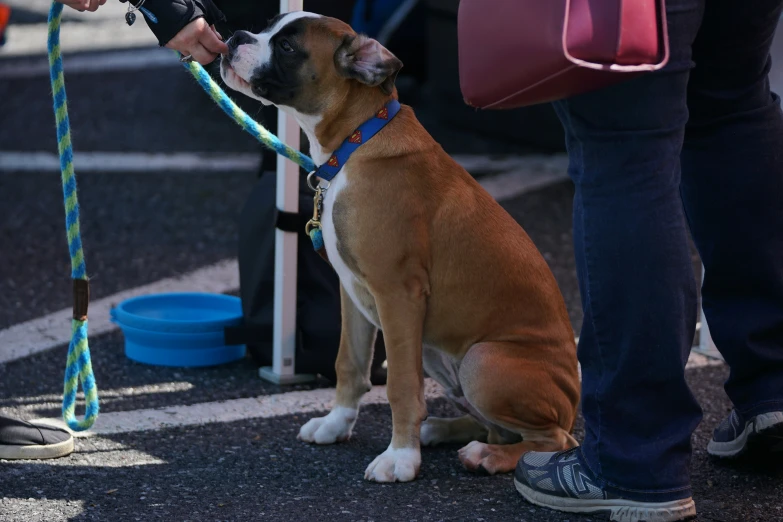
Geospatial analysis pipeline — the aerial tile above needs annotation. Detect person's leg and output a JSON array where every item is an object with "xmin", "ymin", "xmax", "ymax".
[
  {"xmin": 681, "ymin": 0, "xmax": 783, "ymax": 457},
  {"xmin": 0, "ymin": 414, "xmax": 74, "ymax": 460},
  {"xmin": 553, "ymin": 2, "xmax": 708, "ymax": 500},
  {"xmin": 516, "ymin": 0, "xmax": 705, "ymax": 509}
]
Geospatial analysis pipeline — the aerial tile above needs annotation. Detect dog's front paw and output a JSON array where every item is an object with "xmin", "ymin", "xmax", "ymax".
[
  {"xmin": 298, "ymin": 406, "xmax": 357, "ymax": 444},
  {"xmin": 364, "ymin": 446, "xmax": 421, "ymax": 482}
]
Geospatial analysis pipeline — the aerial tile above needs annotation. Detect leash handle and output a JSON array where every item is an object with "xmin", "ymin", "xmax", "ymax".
[
  {"xmin": 48, "ymin": 1, "xmax": 99, "ymax": 431},
  {"xmin": 181, "ymin": 59, "xmax": 317, "ymax": 172}
]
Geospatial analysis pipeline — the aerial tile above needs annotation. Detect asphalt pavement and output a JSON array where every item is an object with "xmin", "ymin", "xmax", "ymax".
[{"xmin": 1, "ymin": 4, "xmax": 782, "ymax": 522}]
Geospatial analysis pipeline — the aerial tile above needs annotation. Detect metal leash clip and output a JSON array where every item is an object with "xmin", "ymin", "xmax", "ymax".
[
  {"xmin": 305, "ymin": 187, "xmax": 324, "ymax": 236},
  {"xmin": 305, "ymin": 172, "xmax": 329, "ymax": 236}
]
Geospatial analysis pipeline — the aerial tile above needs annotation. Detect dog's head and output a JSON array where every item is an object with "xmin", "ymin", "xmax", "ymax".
[{"xmin": 220, "ymin": 12, "xmax": 403, "ymax": 116}]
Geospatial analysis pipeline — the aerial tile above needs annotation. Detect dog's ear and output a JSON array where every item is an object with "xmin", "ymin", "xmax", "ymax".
[{"xmin": 334, "ymin": 34, "xmax": 403, "ymax": 95}]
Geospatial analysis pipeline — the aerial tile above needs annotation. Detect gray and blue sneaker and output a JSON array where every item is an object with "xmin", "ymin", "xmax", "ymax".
[
  {"xmin": 514, "ymin": 448, "xmax": 697, "ymax": 522},
  {"xmin": 707, "ymin": 409, "xmax": 783, "ymax": 459}
]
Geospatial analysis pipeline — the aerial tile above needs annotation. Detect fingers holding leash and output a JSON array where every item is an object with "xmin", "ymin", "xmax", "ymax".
[
  {"xmin": 195, "ymin": 24, "xmax": 228, "ymax": 62},
  {"xmin": 187, "ymin": 43, "xmax": 214, "ymax": 66},
  {"xmin": 205, "ymin": 24, "xmax": 227, "ymax": 53},
  {"xmin": 166, "ymin": 17, "xmax": 228, "ymax": 65}
]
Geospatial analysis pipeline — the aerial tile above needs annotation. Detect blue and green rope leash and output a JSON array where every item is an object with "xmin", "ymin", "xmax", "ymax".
[
  {"xmin": 176, "ymin": 63, "xmax": 324, "ymax": 247},
  {"xmin": 180, "ymin": 59, "xmax": 315, "ymax": 172},
  {"xmin": 46, "ymin": 2, "xmax": 316, "ymax": 431},
  {"xmin": 47, "ymin": 2, "xmax": 98, "ymax": 431}
]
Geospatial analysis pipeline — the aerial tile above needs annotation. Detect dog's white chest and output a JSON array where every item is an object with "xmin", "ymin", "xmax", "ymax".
[{"xmin": 320, "ymin": 171, "xmax": 381, "ymax": 328}]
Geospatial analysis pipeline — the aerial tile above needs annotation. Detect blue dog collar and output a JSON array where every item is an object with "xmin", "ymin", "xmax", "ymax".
[{"xmin": 312, "ymin": 99, "xmax": 401, "ymax": 183}]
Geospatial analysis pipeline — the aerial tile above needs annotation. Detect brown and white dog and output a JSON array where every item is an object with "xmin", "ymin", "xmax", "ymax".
[{"xmin": 221, "ymin": 12, "xmax": 580, "ymax": 483}]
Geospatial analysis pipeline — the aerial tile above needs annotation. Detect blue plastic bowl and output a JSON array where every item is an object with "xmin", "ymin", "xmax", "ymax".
[
  {"xmin": 111, "ymin": 293, "xmax": 246, "ymax": 367},
  {"xmin": 112, "ymin": 292, "xmax": 243, "ymax": 333}
]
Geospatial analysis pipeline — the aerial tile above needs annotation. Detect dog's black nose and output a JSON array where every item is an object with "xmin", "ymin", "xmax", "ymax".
[{"xmin": 228, "ymin": 31, "xmax": 256, "ymax": 51}]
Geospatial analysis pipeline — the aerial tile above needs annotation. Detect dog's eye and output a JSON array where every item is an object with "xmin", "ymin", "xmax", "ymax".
[{"xmin": 279, "ymin": 39, "xmax": 294, "ymax": 53}]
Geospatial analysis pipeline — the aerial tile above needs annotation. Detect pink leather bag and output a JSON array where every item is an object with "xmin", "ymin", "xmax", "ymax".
[{"xmin": 458, "ymin": 0, "xmax": 670, "ymax": 109}]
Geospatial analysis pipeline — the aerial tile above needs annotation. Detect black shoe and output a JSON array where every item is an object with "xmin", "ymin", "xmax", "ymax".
[
  {"xmin": 0, "ymin": 415, "xmax": 74, "ymax": 460},
  {"xmin": 707, "ymin": 409, "xmax": 783, "ymax": 459}
]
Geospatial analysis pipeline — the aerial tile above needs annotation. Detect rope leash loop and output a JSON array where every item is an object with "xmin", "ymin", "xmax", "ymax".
[{"xmin": 48, "ymin": 1, "xmax": 99, "ymax": 431}]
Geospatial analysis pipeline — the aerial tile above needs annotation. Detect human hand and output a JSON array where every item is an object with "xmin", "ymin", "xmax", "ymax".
[
  {"xmin": 56, "ymin": 0, "xmax": 108, "ymax": 12},
  {"xmin": 166, "ymin": 17, "xmax": 228, "ymax": 65}
]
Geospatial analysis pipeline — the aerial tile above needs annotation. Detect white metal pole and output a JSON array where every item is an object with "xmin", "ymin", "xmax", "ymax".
[{"xmin": 259, "ymin": 0, "xmax": 316, "ymax": 385}]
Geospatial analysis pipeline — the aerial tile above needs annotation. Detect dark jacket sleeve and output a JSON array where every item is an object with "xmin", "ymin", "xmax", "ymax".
[{"xmin": 119, "ymin": 0, "xmax": 226, "ymax": 47}]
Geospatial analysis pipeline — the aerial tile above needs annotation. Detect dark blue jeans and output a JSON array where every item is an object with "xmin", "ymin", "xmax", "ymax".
[{"xmin": 552, "ymin": 0, "xmax": 783, "ymax": 502}]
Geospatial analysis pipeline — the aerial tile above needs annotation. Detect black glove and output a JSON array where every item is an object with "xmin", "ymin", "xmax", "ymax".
[{"xmin": 120, "ymin": 0, "xmax": 226, "ymax": 47}]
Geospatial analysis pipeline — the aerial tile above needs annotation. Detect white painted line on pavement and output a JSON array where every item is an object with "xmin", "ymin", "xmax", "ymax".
[
  {"xmin": 4, "ymin": 0, "xmax": 120, "ymax": 19},
  {"xmin": 0, "ymin": 437, "xmax": 166, "ymax": 468},
  {"xmin": 20, "ymin": 448, "xmax": 167, "ymax": 468},
  {"xmin": 0, "ymin": 48, "xmax": 180, "ymax": 79},
  {"xmin": 2, "ymin": 351, "xmax": 718, "ymax": 424},
  {"xmin": 0, "ymin": 152, "xmax": 565, "ymax": 197},
  {"xmin": 0, "ymin": 1, "xmax": 157, "ymax": 57},
  {"xmin": 2, "ymin": 22, "xmax": 157, "ymax": 57},
  {"xmin": 34, "ymin": 379, "xmax": 448, "ymax": 438},
  {"xmin": 474, "ymin": 154, "xmax": 570, "ymax": 202},
  {"xmin": 2, "ymin": 382, "xmax": 195, "ymax": 406},
  {"xmin": 0, "ymin": 151, "xmax": 570, "ymax": 202},
  {"xmin": 0, "ymin": 382, "xmax": 196, "ymax": 420},
  {"xmin": 0, "ymin": 152, "xmax": 261, "ymax": 173},
  {"xmin": 27, "ymin": 352, "xmax": 720, "ymax": 439},
  {"xmin": 455, "ymin": 153, "xmax": 568, "ymax": 175},
  {"xmin": 0, "ymin": 499, "xmax": 85, "ymax": 519},
  {"xmin": 0, "ymin": 259, "xmax": 239, "ymax": 365}
]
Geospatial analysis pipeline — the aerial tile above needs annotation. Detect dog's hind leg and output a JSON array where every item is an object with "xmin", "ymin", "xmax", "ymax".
[
  {"xmin": 455, "ymin": 341, "xmax": 580, "ymax": 475},
  {"xmin": 420, "ymin": 415, "xmax": 489, "ymax": 447},
  {"xmin": 298, "ymin": 286, "xmax": 377, "ymax": 445}
]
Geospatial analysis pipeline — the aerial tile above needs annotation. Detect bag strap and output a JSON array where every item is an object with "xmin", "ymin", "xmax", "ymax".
[{"xmin": 562, "ymin": 0, "xmax": 670, "ymax": 72}]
